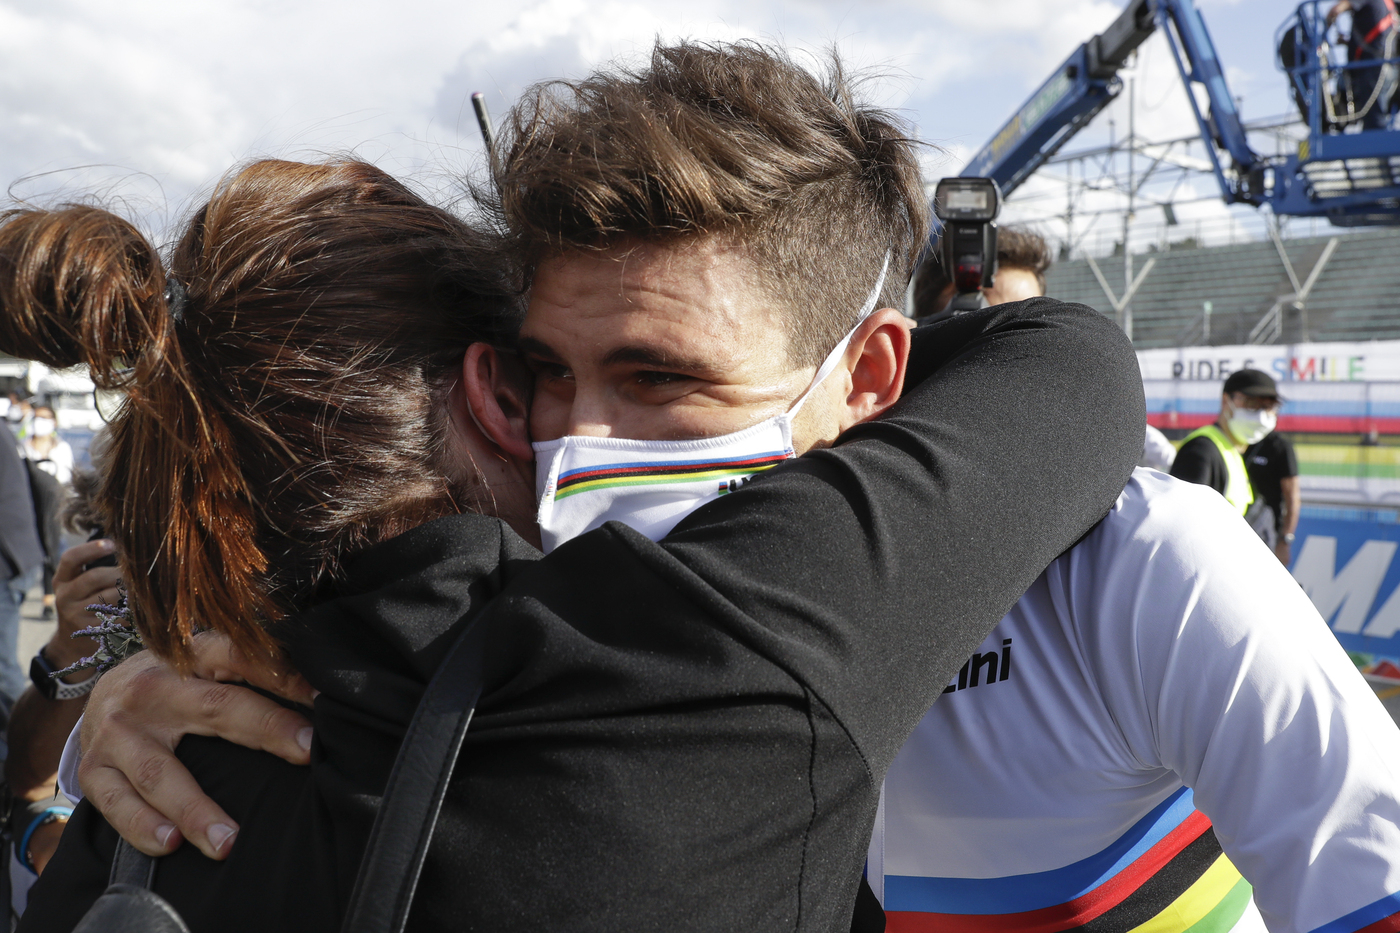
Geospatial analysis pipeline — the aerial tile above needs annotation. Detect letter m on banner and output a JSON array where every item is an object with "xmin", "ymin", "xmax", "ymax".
[{"xmin": 1293, "ymin": 536, "xmax": 1398, "ymax": 633}]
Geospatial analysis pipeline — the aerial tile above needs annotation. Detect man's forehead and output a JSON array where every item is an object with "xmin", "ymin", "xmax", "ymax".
[{"xmin": 521, "ymin": 242, "xmax": 790, "ymax": 368}]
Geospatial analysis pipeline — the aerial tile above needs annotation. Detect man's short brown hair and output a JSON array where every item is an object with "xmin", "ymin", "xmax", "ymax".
[
  {"xmin": 491, "ymin": 40, "xmax": 928, "ymax": 365},
  {"xmin": 996, "ymin": 227, "xmax": 1052, "ymax": 293},
  {"xmin": 910, "ymin": 225, "xmax": 1052, "ymax": 318}
]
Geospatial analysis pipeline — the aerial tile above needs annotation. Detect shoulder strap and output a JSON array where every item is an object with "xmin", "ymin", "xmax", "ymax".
[
  {"xmin": 340, "ymin": 618, "xmax": 489, "ymax": 933},
  {"xmin": 109, "ymin": 840, "xmax": 155, "ymax": 888}
]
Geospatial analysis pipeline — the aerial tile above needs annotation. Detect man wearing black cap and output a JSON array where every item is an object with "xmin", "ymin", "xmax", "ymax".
[{"xmin": 1171, "ymin": 369, "xmax": 1281, "ymax": 515}]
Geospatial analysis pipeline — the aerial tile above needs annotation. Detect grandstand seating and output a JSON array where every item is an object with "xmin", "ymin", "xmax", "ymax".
[{"xmin": 1044, "ymin": 227, "xmax": 1400, "ymax": 347}]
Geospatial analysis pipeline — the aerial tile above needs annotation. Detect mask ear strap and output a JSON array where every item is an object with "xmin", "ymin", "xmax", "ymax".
[{"xmin": 788, "ymin": 252, "xmax": 891, "ymax": 414}]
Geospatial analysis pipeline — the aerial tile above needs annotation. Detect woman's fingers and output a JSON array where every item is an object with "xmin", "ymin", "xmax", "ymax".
[
  {"xmin": 83, "ymin": 728, "xmax": 238, "ymax": 860},
  {"xmin": 79, "ymin": 653, "xmax": 315, "ymax": 859},
  {"xmin": 189, "ymin": 632, "xmax": 318, "ymax": 708},
  {"xmin": 77, "ymin": 761, "xmax": 189, "ymax": 858},
  {"xmin": 182, "ymin": 678, "xmax": 315, "ymax": 765}
]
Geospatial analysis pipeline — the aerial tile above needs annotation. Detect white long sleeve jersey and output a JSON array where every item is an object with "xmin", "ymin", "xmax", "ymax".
[{"xmin": 867, "ymin": 469, "xmax": 1400, "ymax": 933}]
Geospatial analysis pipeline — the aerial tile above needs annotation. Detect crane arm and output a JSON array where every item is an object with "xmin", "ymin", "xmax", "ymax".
[{"xmin": 958, "ymin": 0, "xmax": 1263, "ymax": 206}]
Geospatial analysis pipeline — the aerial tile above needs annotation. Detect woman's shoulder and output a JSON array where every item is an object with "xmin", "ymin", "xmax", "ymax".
[{"xmin": 22, "ymin": 734, "xmax": 340, "ymax": 933}]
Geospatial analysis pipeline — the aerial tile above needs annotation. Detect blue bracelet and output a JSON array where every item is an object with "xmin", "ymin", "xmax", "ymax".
[{"xmin": 17, "ymin": 806, "xmax": 72, "ymax": 874}]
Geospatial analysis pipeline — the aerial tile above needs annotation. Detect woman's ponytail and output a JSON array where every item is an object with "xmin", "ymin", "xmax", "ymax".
[
  {"xmin": 0, "ymin": 206, "xmax": 173, "ymax": 387},
  {"xmin": 0, "ymin": 161, "xmax": 519, "ymax": 674},
  {"xmin": 0, "ymin": 204, "xmax": 280, "ymax": 669}
]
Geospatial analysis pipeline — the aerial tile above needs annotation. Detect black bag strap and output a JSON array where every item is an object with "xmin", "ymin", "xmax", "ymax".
[
  {"xmin": 108, "ymin": 840, "xmax": 155, "ymax": 888},
  {"xmin": 340, "ymin": 618, "xmax": 489, "ymax": 933},
  {"xmin": 69, "ymin": 840, "xmax": 189, "ymax": 933}
]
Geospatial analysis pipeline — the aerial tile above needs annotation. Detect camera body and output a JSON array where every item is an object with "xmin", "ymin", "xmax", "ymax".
[{"xmin": 933, "ymin": 178, "xmax": 1002, "ymax": 313}]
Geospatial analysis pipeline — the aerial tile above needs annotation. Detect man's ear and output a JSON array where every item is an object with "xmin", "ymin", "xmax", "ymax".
[
  {"xmin": 842, "ymin": 307, "xmax": 911, "ymax": 428},
  {"xmin": 462, "ymin": 343, "xmax": 533, "ymax": 460}
]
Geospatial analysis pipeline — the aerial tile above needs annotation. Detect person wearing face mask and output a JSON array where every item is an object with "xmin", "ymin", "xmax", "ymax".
[
  {"xmin": 19, "ymin": 406, "xmax": 71, "ymax": 486},
  {"xmin": 1170, "ymin": 369, "xmax": 1281, "ymax": 515}
]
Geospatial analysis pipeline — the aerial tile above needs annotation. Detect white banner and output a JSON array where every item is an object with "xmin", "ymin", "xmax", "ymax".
[{"xmin": 1137, "ymin": 340, "xmax": 1400, "ymax": 383}]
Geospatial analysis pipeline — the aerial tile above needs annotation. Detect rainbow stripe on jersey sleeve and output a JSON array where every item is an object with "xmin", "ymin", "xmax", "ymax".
[
  {"xmin": 883, "ymin": 789, "xmax": 1249, "ymax": 933},
  {"xmin": 882, "ymin": 786, "xmax": 1400, "ymax": 933}
]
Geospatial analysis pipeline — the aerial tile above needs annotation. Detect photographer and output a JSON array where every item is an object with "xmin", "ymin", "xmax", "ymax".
[
  {"xmin": 4, "ymin": 468, "xmax": 113, "ymax": 911},
  {"xmin": 912, "ymin": 225, "xmax": 1053, "ymax": 319}
]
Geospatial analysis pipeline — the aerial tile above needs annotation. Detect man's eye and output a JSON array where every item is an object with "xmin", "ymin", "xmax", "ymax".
[
  {"xmin": 532, "ymin": 362, "xmax": 573, "ymax": 382},
  {"xmin": 635, "ymin": 371, "xmax": 688, "ymax": 387}
]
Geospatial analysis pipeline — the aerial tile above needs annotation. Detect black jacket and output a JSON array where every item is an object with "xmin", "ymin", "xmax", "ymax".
[{"xmin": 22, "ymin": 299, "xmax": 1144, "ymax": 933}]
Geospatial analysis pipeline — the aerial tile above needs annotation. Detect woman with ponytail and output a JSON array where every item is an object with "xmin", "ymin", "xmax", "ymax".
[{"xmin": 0, "ymin": 164, "xmax": 531, "ymax": 675}]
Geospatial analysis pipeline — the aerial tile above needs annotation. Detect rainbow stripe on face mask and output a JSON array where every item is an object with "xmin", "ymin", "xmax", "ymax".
[{"xmin": 553, "ymin": 451, "xmax": 791, "ymax": 499}]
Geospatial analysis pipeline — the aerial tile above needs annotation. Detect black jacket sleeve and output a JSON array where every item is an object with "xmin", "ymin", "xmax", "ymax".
[
  {"xmin": 442, "ymin": 297, "xmax": 1145, "ymax": 932},
  {"xmin": 18, "ymin": 299, "xmax": 1146, "ymax": 933},
  {"xmin": 1171, "ymin": 434, "xmax": 1227, "ymax": 494}
]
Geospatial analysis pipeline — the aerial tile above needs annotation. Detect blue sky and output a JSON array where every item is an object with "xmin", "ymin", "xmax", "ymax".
[{"xmin": 0, "ymin": 0, "xmax": 1287, "ymax": 244}]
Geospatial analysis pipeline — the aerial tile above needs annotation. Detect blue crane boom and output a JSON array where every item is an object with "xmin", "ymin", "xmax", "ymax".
[{"xmin": 955, "ymin": 0, "xmax": 1400, "ymax": 226}]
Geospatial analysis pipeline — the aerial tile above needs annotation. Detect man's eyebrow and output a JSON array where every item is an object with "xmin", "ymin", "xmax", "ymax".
[
  {"xmin": 517, "ymin": 337, "xmax": 562, "ymax": 361},
  {"xmin": 601, "ymin": 344, "xmax": 719, "ymax": 375}
]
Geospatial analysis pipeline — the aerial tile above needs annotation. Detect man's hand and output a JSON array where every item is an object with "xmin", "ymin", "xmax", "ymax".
[
  {"xmin": 1275, "ymin": 538, "xmax": 1292, "ymax": 566},
  {"xmin": 77, "ymin": 633, "xmax": 317, "ymax": 859}
]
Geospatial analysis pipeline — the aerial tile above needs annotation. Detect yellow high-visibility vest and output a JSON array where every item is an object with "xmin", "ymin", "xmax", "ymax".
[{"xmin": 1183, "ymin": 423, "xmax": 1254, "ymax": 516}]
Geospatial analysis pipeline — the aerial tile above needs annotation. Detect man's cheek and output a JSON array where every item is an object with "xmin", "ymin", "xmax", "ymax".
[{"xmin": 529, "ymin": 391, "xmax": 571, "ymax": 443}]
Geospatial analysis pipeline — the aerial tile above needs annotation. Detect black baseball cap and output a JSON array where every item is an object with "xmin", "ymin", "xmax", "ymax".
[{"xmin": 1223, "ymin": 369, "xmax": 1281, "ymax": 400}]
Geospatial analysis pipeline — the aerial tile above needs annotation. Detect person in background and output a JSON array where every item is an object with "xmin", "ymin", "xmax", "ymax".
[
  {"xmin": 911, "ymin": 226, "xmax": 1053, "ymax": 318},
  {"xmin": 6, "ymin": 397, "xmax": 32, "ymax": 439},
  {"xmin": 1327, "ymin": 0, "xmax": 1398, "ymax": 130},
  {"xmin": 1170, "ymin": 369, "xmax": 1280, "ymax": 515},
  {"xmin": 18, "ymin": 408, "xmax": 70, "ymax": 485},
  {"xmin": 1246, "ymin": 429, "xmax": 1301, "ymax": 565},
  {"xmin": 18, "ymin": 407, "xmax": 70, "ymax": 622},
  {"xmin": 4, "ymin": 535, "xmax": 110, "ymax": 914},
  {"xmin": 0, "ymin": 419, "xmax": 43, "ymax": 715},
  {"xmin": 1142, "ymin": 423, "xmax": 1176, "ymax": 472}
]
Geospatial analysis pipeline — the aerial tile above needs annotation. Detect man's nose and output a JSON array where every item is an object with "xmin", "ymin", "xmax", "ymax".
[{"xmin": 564, "ymin": 387, "xmax": 621, "ymax": 438}]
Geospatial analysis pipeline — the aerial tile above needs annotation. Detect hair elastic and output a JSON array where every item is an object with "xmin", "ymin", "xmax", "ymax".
[{"xmin": 164, "ymin": 278, "xmax": 187, "ymax": 325}]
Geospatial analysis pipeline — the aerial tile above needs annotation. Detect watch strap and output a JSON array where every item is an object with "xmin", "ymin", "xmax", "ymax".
[
  {"xmin": 32, "ymin": 648, "xmax": 98, "ymax": 701},
  {"xmin": 53, "ymin": 668, "xmax": 99, "ymax": 701}
]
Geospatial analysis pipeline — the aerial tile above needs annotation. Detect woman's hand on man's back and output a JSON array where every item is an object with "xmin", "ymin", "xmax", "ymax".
[{"xmin": 76, "ymin": 633, "xmax": 318, "ymax": 860}]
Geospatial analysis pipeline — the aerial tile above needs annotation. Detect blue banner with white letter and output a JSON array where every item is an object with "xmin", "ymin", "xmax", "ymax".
[{"xmin": 1292, "ymin": 507, "xmax": 1400, "ymax": 682}]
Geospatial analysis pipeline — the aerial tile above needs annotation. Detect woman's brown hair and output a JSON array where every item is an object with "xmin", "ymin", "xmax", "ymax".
[{"xmin": 0, "ymin": 160, "xmax": 520, "ymax": 669}]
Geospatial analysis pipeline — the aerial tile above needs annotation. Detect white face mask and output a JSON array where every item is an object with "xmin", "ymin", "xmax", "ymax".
[
  {"xmin": 1227, "ymin": 402, "xmax": 1276, "ymax": 447},
  {"xmin": 532, "ymin": 255, "xmax": 891, "ymax": 553},
  {"xmin": 31, "ymin": 417, "xmax": 56, "ymax": 437}
]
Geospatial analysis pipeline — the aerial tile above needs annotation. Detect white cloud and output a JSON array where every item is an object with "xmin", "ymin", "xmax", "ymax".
[{"xmin": 0, "ymin": 0, "xmax": 1289, "ymax": 249}]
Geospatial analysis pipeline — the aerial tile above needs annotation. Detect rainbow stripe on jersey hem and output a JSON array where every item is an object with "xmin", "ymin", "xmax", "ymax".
[{"xmin": 1309, "ymin": 892, "xmax": 1400, "ymax": 933}]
